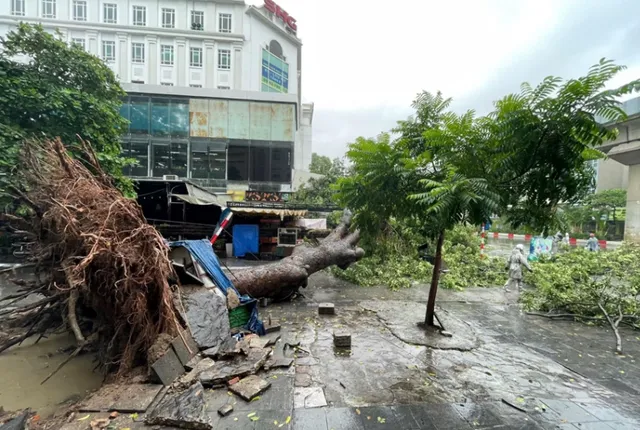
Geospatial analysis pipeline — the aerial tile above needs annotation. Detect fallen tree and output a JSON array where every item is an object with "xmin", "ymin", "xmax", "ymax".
[
  {"xmin": 233, "ymin": 215, "xmax": 365, "ymax": 299},
  {"xmin": 0, "ymin": 138, "xmax": 364, "ymax": 374},
  {"xmin": 1, "ymin": 139, "xmax": 182, "ymax": 376}
]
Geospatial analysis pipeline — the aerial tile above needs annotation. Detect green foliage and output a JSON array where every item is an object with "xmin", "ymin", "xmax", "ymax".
[
  {"xmin": 521, "ymin": 244, "xmax": 640, "ymax": 324},
  {"xmin": 290, "ymin": 157, "xmax": 345, "ymax": 206},
  {"xmin": 0, "ymin": 23, "xmax": 133, "ymax": 198},
  {"xmin": 560, "ymin": 188, "xmax": 627, "ymax": 236},
  {"xmin": 309, "ymin": 153, "xmax": 333, "ymax": 175},
  {"xmin": 332, "ymin": 224, "xmax": 505, "ymax": 291}
]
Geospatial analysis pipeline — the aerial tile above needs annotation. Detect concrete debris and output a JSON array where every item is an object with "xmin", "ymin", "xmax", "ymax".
[
  {"xmin": 0, "ymin": 410, "xmax": 31, "ymax": 430},
  {"xmin": 146, "ymin": 382, "xmax": 213, "ymax": 430},
  {"xmin": 293, "ymin": 387, "xmax": 327, "ymax": 409},
  {"xmin": 171, "ymin": 332, "xmax": 198, "ymax": 366},
  {"xmin": 175, "ymin": 358, "xmax": 215, "ymax": 389},
  {"xmin": 295, "ymin": 373, "xmax": 312, "ymax": 387},
  {"xmin": 265, "ymin": 333, "xmax": 281, "ymax": 347},
  {"xmin": 264, "ymin": 324, "xmax": 281, "ymax": 334},
  {"xmin": 217, "ymin": 404, "xmax": 234, "ymax": 417},
  {"xmin": 151, "ymin": 347, "xmax": 185, "ymax": 386},
  {"xmin": 79, "ymin": 384, "xmax": 164, "ymax": 413},
  {"xmin": 228, "ymin": 375, "xmax": 271, "ymax": 401},
  {"xmin": 185, "ymin": 355, "xmax": 203, "ymax": 371},
  {"xmin": 183, "ymin": 287, "xmax": 230, "ymax": 351},
  {"xmin": 203, "ymin": 337, "xmax": 248, "ymax": 360},
  {"xmin": 199, "ymin": 347, "xmax": 271, "ymax": 387},
  {"xmin": 264, "ymin": 357, "xmax": 294, "ymax": 370},
  {"xmin": 333, "ymin": 331, "xmax": 351, "ymax": 348},
  {"xmin": 318, "ymin": 303, "xmax": 335, "ymax": 315},
  {"xmin": 249, "ymin": 336, "xmax": 270, "ymax": 349}
]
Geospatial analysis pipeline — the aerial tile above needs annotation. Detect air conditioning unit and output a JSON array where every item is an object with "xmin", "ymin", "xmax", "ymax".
[
  {"xmin": 277, "ymin": 228, "xmax": 299, "ymax": 247},
  {"xmin": 162, "ymin": 175, "xmax": 179, "ymax": 180}
]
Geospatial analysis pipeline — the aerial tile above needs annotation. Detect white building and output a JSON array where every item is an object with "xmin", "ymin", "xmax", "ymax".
[{"xmin": 0, "ymin": 0, "xmax": 313, "ymax": 193}]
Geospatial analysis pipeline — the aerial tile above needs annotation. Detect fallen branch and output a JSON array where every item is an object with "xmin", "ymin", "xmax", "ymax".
[{"xmin": 598, "ymin": 302, "xmax": 623, "ymax": 355}]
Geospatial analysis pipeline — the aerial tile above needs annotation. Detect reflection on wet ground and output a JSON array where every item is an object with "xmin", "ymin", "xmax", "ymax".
[{"xmin": 258, "ymin": 271, "xmax": 640, "ymax": 427}]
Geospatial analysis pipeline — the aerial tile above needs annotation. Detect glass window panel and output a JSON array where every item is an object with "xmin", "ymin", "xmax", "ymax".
[
  {"xmin": 130, "ymin": 141, "xmax": 149, "ymax": 176},
  {"xmin": 170, "ymin": 142, "xmax": 187, "ymax": 177},
  {"xmin": 250, "ymin": 146, "xmax": 269, "ymax": 182},
  {"xmin": 129, "ymin": 97, "xmax": 149, "ymax": 134},
  {"xmin": 270, "ymin": 147, "xmax": 291, "ymax": 182},
  {"xmin": 170, "ymin": 99, "xmax": 189, "ymax": 137},
  {"xmin": 227, "ymin": 145, "xmax": 248, "ymax": 181},
  {"xmin": 190, "ymin": 141, "xmax": 225, "ymax": 180},
  {"xmin": 119, "ymin": 101, "xmax": 130, "ymax": 133},
  {"xmin": 152, "ymin": 144, "xmax": 170, "ymax": 177},
  {"xmin": 151, "ymin": 99, "xmax": 170, "ymax": 136}
]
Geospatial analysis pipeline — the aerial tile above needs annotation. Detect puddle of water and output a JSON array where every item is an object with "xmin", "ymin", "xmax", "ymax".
[{"xmin": 0, "ymin": 334, "xmax": 103, "ymax": 418}]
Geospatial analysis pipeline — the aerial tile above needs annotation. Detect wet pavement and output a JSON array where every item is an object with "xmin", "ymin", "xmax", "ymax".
[{"xmin": 205, "ymin": 271, "xmax": 640, "ymax": 429}]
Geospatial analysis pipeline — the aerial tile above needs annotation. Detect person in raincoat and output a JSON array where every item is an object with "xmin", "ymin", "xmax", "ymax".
[
  {"xmin": 504, "ymin": 244, "xmax": 532, "ymax": 292},
  {"xmin": 586, "ymin": 233, "xmax": 599, "ymax": 252}
]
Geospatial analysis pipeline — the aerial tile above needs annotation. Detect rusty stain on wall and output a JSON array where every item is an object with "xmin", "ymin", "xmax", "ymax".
[{"xmin": 189, "ymin": 99, "xmax": 209, "ymax": 137}]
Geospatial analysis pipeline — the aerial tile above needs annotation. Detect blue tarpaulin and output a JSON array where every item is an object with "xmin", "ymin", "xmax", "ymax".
[
  {"xmin": 169, "ymin": 239, "xmax": 264, "ymax": 335},
  {"xmin": 232, "ymin": 225, "xmax": 259, "ymax": 257}
]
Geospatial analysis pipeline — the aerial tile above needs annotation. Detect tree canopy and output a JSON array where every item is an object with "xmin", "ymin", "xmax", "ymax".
[
  {"xmin": 309, "ymin": 153, "xmax": 333, "ymax": 175},
  {"xmin": 0, "ymin": 23, "xmax": 132, "ymax": 197}
]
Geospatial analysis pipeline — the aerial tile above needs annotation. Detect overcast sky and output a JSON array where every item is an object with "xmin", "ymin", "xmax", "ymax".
[{"xmin": 249, "ymin": 0, "xmax": 640, "ymax": 159}]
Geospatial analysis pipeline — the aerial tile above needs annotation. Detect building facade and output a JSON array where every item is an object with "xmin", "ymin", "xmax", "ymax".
[{"xmin": 0, "ymin": 0, "xmax": 312, "ymax": 192}]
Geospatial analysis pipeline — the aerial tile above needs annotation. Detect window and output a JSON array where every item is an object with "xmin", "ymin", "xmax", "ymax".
[
  {"xmin": 132, "ymin": 6, "xmax": 146, "ymax": 26},
  {"xmin": 129, "ymin": 96, "xmax": 149, "ymax": 134},
  {"xmin": 271, "ymin": 147, "xmax": 292, "ymax": 182},
  {"xmin": 218, "ymin": 13, "xmax": 232, "ymax": 33},
  {"xmin": 11, "ymin": 0, "xmax": 25, "ymax": 16},
  {"xmin": 218, "ymin": 49, "xmax": 230, "ymax": 70},
  {"xmin": 102, "ymin": 41, "xmax": 115, "ymax": 62},
  {"xmin": 42, "ymin": 0, "xmax": 56, "ymax": 18},
  {"xmin": 191, "ymin": 11, "xmax": 204, "ymax": 31},
  {"xmin": 72, "ymin": 0, "xmax": 86, "ymax": 21},
  {"xmin": 228, "ymin": 145, "xmax": 249, "ymax": 181},
  {"xmin": 169, "ymin": 99, "xmax": 189, "ymax": 137},
  {"xmin": 132, "ymin": 42, "xmax": 145, "ymax": 64},
  {"xmin": 191, "ymin": 142, "xmax": 226, "ymax": 180},
  {"xmin": 71, "ymin": 38, "xmax": 85, "ymax": 50},
  {"xmin": 250, "ymin": 147, "xmax": 270, "ymax": 182},
  {"xmin": 103, "ymin": 3, "xmax": 117, "ymax": 24},
  {"xmin": 160, "ymin": 45, "xmax": 174, "ymax": 65},
  {"xmin": 161, "ymin": 8, "xmax": 175, "ymax": 28},
  {"xmin": 190, "ymin": 47, "xmax": 202, "ymax": 68}
]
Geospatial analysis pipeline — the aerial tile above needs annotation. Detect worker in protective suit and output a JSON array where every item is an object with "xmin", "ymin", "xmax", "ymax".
[{"xmin": 504, "ymin": 244, "xmax": 533, "ymax": 292}]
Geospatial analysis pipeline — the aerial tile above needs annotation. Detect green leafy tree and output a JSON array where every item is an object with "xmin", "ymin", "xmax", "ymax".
[
  {"xmin": 0, "ymin": 23, "xmax": 133, "ymax": 198},
  {"xmin": 291, "ymin": 157, "xmax": 345, "ymax": 206},
  {"xmin": 309, "ymin": 153, "xmax": 333, "ymax": 175}
]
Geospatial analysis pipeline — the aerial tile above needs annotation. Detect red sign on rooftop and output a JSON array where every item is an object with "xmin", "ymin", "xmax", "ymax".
[{"xmin": 264, "ymin": 0, "xmax": 297, "ymax": 32}]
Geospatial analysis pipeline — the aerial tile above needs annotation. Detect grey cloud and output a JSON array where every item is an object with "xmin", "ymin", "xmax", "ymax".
[{"xmin": 312, "ymin": 0, "xmax": 640, "ymax": 158}]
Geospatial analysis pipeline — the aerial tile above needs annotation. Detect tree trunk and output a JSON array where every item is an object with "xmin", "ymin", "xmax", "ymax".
[
  {"xmin": 233, "ymin": 211, "xmax": 365, "ymax": 299},
  {"xmin": 425, "ymin": 230, "xmax": 445, "ymax": 327}
]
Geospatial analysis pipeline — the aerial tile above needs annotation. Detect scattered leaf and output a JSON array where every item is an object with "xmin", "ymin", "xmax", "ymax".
[
  {"xmin": 274, "ymin": 420, "xmax": 278, "ymax": 425},
  {"xmin": 247, "ymin": 412, "xmax": 256, "ymax": 418},
  {"xmin": 377, "ymin": 416, "xmax": 386, "ymax": 423},
  {"xmin": 250, "ymin": 416, "xmax": 260, "ymax": 422},
  {"xmin": 77, "ymin": 415, "xmax": 91, "ymax": 421},
  {"xmin": 367, "ymin": 416, "xmax": 371, "ymax": 420},
  {"xmin": 355, "ymin": 409, "xmax": 361, "ymax": 415},
  {"xmin": 228, "ymin": 391, "xmax": 233, "ymax": 396},
  {"xmin": 286, "ymin": 416, "xmax": 291, "ymax": 424},
  {"xmin": 251, "ymin": 396, "xmax": 261, "ymax": 402},
  {"xmin": 619, "ymin": 370, "xmax": 625, "ymax": 374},
  {"xmin": 515, "ymin": 397, "xmax": 525, "ymax": 404},
  {"xmin": 128, "ymin": 413, "xmax": 138, "ymax": 420},
  {"xmin": 273, "ymin": 375, "xmax": 278, "ymax": 379},
  {"xmin": 234, "ymin": 418, "xmax": 238, "ymax": 421}
]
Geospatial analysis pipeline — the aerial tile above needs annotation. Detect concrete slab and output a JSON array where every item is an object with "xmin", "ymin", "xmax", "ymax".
[
  {"xmin": 293, "ymin": 387, "xmax": 327, "ymax": 409},
  {"xmin": 110, "ymin": 384, "xmax": 164, "ymax": 413},
  {"xmin": 229, "ymin": 375, "xmax": 271, "ymax": 401},
  {"xmin": 151, "ymin": 347, "xmax": 185, "ymax": 386},
  {"xmin": 171, "ymin": 334, "xmax": 196, "ymax": 367},
  {"xmin": 146, "ymin": 382, "xmax": 212, "ymax": 429}
]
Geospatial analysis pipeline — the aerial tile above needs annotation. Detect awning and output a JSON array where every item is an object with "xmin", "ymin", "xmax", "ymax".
[
  {"xmin": 230, "ymin": 207, "xmax": 307, "ymax": 220},
  {"xmin": 171, "ymin": 183, "xmax": 228, "ymax": 206}
]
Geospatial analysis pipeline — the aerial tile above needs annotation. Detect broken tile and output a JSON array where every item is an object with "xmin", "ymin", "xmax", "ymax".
[
  {"xmin": 175, "ymin": 358, "xmax": 215, "ymax": 389},
  {"xmin": 294, "ymin": 387, "xmax": 327, "ymax": 409},
  {"xmin": 146, "ymin": 382, "xmax": 212, "ymax": 429},
  {"xmin": 295, "ymin": 373, "xmax": 312, "ymax": 387},
  {"xmin": 264, "ymin": 324, "xmax": 281, "ymax": 334},
  {"xmin": 265, "ymin": 333, "xmax": 281, "ymax": 347},
  {"xmin": 333, "ymin": 331, "xmax": 351, "ymax": 348},
  {"xmin": 151, "ymin": 348, "xmax": 185, "ymax": 386},
  {"xmin": 185, "ymin": 355, "xmax": 203, "ymax": 371},
  {"xmin": 264, "ymin": 357, "xmax": 294, "ymax": 370},
  {"xmin": 171, "ymin": 335, "xmax": 197, "ymax": 367},
  {"xmin": 228, "ymin": 375, "xmax": 272, "ymax": 401},
  {"xmin": 318, "ymin": 303, "xmax": 335, "ymax": 315},
  {"xmin": 199, "ymin": 348, "xmax": 271, "ymax": 387},
  {"xmin": 249, "ymin": 336, "xmax": 270, "ymax": 349},
  {"xmin": 218, "ymin": 404, "xmax": 234, "ymax": 417}
]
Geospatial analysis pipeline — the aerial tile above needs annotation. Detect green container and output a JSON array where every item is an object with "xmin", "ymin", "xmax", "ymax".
[{"xmin": 229, "ymin": 305, "xmax": 250, "ymax": 328}]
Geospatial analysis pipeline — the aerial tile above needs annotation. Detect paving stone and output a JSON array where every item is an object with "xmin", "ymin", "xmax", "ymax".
[
  {"xmin": 229, "ymin": 375, "xmax": 272, "ymax": 401},
  {"xmin": 264, "ymin": 324, "xmax": 281, "ymax": 334},
  {"xmin": 252, "ymin": 410, "xmax": 294, "ymax": 430},
  {"xmin": 199, "ymin": 347, "xmax": 271, "ymax": 387},
  {"xmin": 418, "ymin": 403, "xmax": 471, "ymax": 429},
  {"xmin": 293, "ymin": 408, "xmax": 328, "ymax": 430},
  {"xmin": 357, "ymin": 406, "xmax": 400, "ymax": 429},
  {"xmin": 265, "ymin": 333, "xmax": 281, "ymax": 347},
  {"xmin": 295, "ymin": 356, "xmax": 319, "ymax": 366},
  {"xmin": 333, "ymin": 331, "xmax": 351, "ymax": 348},
  {"xmin": 256, "ymin": 375, "xmax": 294, "ymax": 411},
  {"xmin": 293, "ymin": 387, "xmax": 327, "ymax": 409},
  {"xmin": 110, "ymin": 384, "xmax": 164, "ymax": 412},
  {"xmin": 183, "ymin": 286, "xmax": 230, "ymax": 351},
  {"xmin": 294, "ymin": 373, "xmax": 312, "ymax": 387},
  {"xmin": 151, "ymin": 347, "xmax": 185, "ymax": 386},
  {"xmin": 540, "ymin": 399, "xmax": 599, "ymax": 423},
  {"xmin": 217, "ymin": 404, "xmax": 234, "ymax": 417},
  {"xmin": 325, "ymin": 408, "xmax": 365, "ymax": 430},
  {"xmin": 389, "ymin": 405, "xmax": 421, "ymax": 429},
  {"xmin": 572, "ymin": 402, "xmax": 630, "ymax": 422},
  {"xmin": 453, "ymin": 402, "xmax": 507, "ymax": 428},
  {"xmin": 146, "ymin": 382, "xmax": 213, "ymax": 429},
  {"xmin": 249, "ymin": 336, "xmax": 271, "ymax": 349},
  {"xmin": 172, "ymin": 334, "xmax": 197, "ymax": 367},
  {"xmin": 406, "ymin": 405, "xmax": 438, "ymax": 429},
  {"xmin": 264, "ymin": 357, "xmax": 294, "ymax": 370},
  {"xmin": 318, "ymin": 303, "xmax": 335, "ymax": 315},
  {"xmin": 78, "ymin": 385, "xmax": 122, "ymax": 412},
  {"xmin": 296, "ymin": 365, "xmax": 312, "ymax": 374}
]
